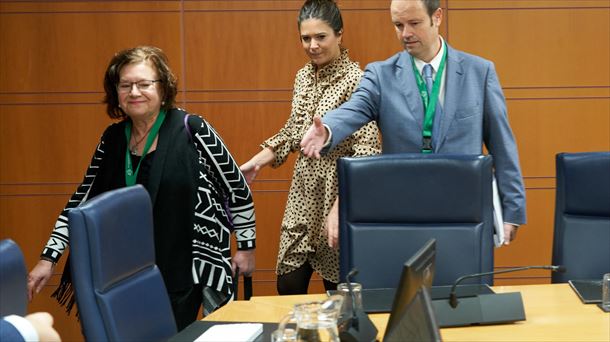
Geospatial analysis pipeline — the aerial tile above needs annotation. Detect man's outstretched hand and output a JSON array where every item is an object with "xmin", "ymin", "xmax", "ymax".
[{"xmin": 300, "ymin": 116, "xmax": 328, "ymax": 159}]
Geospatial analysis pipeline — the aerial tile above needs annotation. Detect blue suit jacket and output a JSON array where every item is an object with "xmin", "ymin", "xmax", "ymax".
[
  {"xmin": 323, "ymin": 44, "xmax": 526, "ymax": 225},
  {"xmin": 1, "ymin": 319, "xmax": 25, "ymax": 342}
]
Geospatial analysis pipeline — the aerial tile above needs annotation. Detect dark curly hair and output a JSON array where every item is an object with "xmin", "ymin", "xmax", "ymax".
[{"xmin": 103, "ymin": 46, "xmax": 177, "ymax": 120}]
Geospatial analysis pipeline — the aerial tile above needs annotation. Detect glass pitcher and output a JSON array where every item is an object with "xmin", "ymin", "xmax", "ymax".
[{"xmin": 273, "ymin": 295, "xmax": 344, "ymax": 342}]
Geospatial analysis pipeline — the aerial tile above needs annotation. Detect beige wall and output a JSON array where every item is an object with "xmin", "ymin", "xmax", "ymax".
[{"xmin": 1, "ymin": 1, "xmax": 608, "ymax": 340}]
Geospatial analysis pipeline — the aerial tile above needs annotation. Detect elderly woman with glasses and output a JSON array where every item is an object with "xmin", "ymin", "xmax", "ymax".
[{"xmin": 26, "ymin": 46, "xmax": 256, "ymax": 331}]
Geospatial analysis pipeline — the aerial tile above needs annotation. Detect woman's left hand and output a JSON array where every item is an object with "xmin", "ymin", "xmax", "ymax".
[
  {"xmin": 232, "ymin": 249, "xmax": 256, "ymax": 277},
  {"xmin": 326, "ymin": 198, "xmax": 340, "ymax": 249},
  {"xmin": 239, "ymin": 161, "xmax": 261, "ymax": 185}
]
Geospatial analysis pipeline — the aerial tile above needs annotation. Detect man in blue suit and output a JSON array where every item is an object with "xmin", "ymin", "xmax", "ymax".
[{"xmin": 301, "ymin": 0, "xmax": 526, "ymax": 246}]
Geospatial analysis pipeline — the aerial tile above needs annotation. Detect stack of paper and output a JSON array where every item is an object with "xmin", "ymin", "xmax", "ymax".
[
  {"xmin": 195, "ymin": 323, "xmax": 263, "ymax": 342},
  {"xmin": 492, "ymin": 175, "xmax": 505, "ymax": 247}
]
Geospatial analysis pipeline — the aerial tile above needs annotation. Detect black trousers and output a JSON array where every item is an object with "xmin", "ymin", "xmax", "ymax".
[{"xmin": 277, "ymin": 262, "xmax": 337, "ymax": 295}]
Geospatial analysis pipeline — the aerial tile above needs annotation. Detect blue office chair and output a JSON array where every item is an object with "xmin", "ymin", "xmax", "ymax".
[
  {"xmin": 69, "ymin": 185, "xmax": 177, "ymax": 341},
  {"xmin": 338, "ymin": 154, "xmax": 494, "ymax": 287},
  {"xmin": 0, "ymin": 239, "xmax": 27, "ymax": 317},
  {"xmin": 552, "ymin": 152, "xmax": 610, "ymax": 283}
]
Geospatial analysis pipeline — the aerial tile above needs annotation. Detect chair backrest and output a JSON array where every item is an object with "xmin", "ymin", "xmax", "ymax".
[
  {"xmin": 69, "ymin": 185, "xmax": 177, "ymax": 341},
  {"xmin": 0, "ymin": 239, "xmax": 27, "ymax": 317},
  {"xmin": 338, "ymin": 153, "xmax": 494, "ymax": 287},
  {"xmin": 552, "ymin": 152, "xmax": 610, "ymax": 283}
]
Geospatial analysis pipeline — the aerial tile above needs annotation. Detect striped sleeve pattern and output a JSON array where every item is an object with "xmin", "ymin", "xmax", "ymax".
[
  {"xmin": 189, "ymin": 114, "xmax": 256, "ymax": 297},
  {"xmin": 191, "ymin": 117, "xmax": 256, "ymax": 250},
  {"xmin": 40, "ymin": 138, "xmax": 106, "ymax": 263}
]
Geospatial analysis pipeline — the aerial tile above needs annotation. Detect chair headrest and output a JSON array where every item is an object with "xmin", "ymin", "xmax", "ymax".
[
  {"xmin": 69, "ymin": 185, "xmax": 155, "ymax": 292},
  {"xmin": 557, "ymin": 152, "xmax": 610, "ymax": 217},
  {"xmin": 338, "ymin": 153, "xmax": 493, "ymax": 222}
]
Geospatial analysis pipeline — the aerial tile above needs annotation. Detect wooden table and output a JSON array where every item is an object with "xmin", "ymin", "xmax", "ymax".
[{"xmin": 204, "ymin": 284, "xmax": 610, "ymax": 341}]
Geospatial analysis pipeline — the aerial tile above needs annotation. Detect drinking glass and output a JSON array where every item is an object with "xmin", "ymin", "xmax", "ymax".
[
  {"xmin": 336, "ymin": 282, "xmax": 363, "ymax": 332},
  {"xmin": 602, "ymin": 273, "xmax": 610, "ymax": 311}
]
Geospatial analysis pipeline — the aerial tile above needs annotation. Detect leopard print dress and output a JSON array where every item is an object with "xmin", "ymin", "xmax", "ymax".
[{"xmin": 262, "ymin": 49, "xmax": 380, "ymax": 283}]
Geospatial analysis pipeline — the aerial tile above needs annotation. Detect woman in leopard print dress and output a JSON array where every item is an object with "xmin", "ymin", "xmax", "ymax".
[{"xmin": 241, "ymin": 0, "xmax": 380, "ymax": 294}]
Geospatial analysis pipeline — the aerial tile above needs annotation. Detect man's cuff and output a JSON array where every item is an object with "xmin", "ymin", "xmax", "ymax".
[
  {"xmin": 322, "ymin": 124, "xmax": 332, "ymax": 148},
  {"xmin": 4, "ymin": 315, "xmax": 39, "ymax": 342},
  {"xmin": 504, "ymin": 222, "xmax": 520, "ymax": 228}
]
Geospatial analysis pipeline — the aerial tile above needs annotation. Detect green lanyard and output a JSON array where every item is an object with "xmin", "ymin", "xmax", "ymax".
[
  {"xmin": 124, "ymin": 110, "xmax": 166, "ymax": 186},
  {"xmin": 411, "ymin": 42, "xmax": 447, "ymax": 153}
]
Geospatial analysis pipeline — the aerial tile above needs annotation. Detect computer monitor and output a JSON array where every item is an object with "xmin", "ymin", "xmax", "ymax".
[
  {"xmin": 385, "ymin": 238, "xmax": 436, "ymax": 335},
  {"xmin": 383, "ymin": 286, "xmax": 442, "ymax": 342}
]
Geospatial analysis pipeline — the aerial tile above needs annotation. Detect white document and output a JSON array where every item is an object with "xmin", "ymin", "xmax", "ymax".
[
  {"xmin": 195, "ymin": 323, "xmax": 263, "ymax": 342},
  {"xmin": 492, "ymin": 175, "xmax": 505, "ymax": 247}
]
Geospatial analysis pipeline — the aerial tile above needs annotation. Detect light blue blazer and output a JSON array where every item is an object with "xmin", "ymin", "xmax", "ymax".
[{"xmin": 323, "ymin": 44, "xmax": 526, "ymax": 225}]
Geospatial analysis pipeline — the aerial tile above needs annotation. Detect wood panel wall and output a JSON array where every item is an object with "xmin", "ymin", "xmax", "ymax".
[{"xmin": 1, "ymin": 1, "xmax": 608, "ymax": 340}]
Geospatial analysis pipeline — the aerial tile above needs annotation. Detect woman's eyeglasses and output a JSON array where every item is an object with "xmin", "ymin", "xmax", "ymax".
[{"xmin": 117, "ymin": 80, "xmax": 161, "ymax": 93}]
